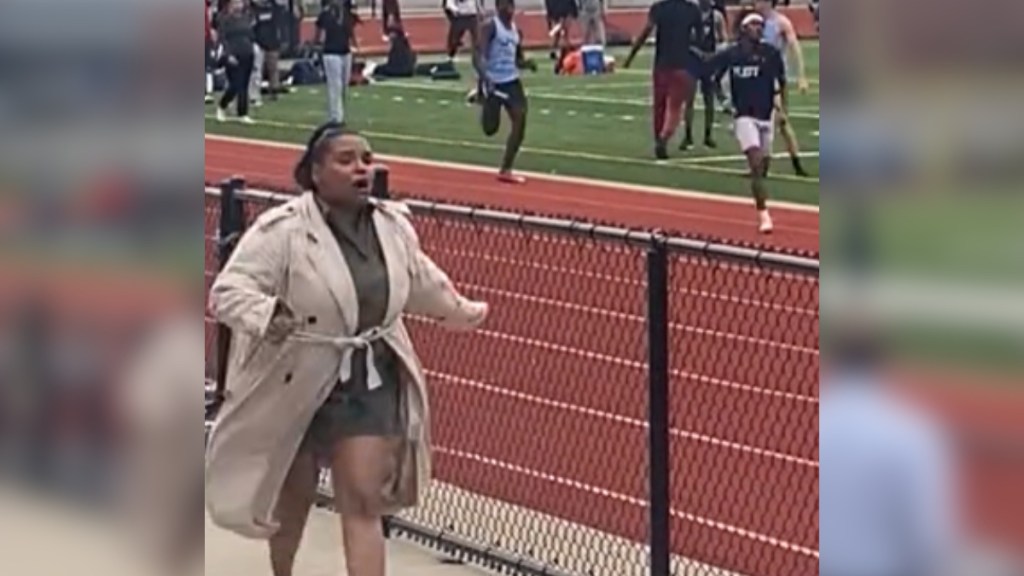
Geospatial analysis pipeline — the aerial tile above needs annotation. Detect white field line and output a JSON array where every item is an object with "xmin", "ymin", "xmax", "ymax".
[
  {"xmin": 370, "ymin": 79, "xmax": 822, "ymax": 120},
  {"xmin": 675, "ymin": 150, "xmax": 822, "ymax": 164}
]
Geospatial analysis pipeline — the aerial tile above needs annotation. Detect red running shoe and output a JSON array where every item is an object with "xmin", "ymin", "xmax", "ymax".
[{"xmin": 497, "ymin": 171, "xmax": 526, "ymax": 184}]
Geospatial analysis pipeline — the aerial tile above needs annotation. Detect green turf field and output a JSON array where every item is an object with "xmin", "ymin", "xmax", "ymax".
[{"xmin": 206, "ymin": 43, "xmax": 820, "ymax": 204}]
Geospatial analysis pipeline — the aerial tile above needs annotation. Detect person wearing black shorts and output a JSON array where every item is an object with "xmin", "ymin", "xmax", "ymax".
[
  {"xmin": 682, "ymin": 0, "xmax": 727, "ymax": 149},
  {"xmin": 474, "ymin": 0, "xmax": 537, "ymax": 183},
  {"xmin": 444, "ymin": 0, "xmax": 481, "ymax": 62},
  {"xmin": 545, "ymin": 0, "xmax": 578, "ymax": 57}
]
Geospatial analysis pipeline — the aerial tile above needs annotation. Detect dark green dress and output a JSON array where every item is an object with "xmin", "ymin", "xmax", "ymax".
[{"xmin": 302, "ymin": 203, "xmax": 404, "ymax": 454}]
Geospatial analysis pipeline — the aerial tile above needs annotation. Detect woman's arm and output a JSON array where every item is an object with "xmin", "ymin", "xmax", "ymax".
[{"xmin": 209, "ymin": 210, "xmax": 292, "ymax": 338}]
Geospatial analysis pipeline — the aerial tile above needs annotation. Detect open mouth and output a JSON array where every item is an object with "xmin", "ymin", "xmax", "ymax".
[{"xmin": 353, "ymin": 174, "xmax": 371, "ymax": 195}]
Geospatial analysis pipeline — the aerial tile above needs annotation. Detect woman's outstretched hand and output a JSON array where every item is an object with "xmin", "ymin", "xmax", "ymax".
[{"xmin": 442, "ymin": 300, "xmax": 488, "ymax": 331}]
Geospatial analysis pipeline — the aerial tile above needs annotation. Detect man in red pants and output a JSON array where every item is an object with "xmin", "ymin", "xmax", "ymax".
[{"xmin": 623, "ymin": 0, "xmax": 703, "ymax": 160}]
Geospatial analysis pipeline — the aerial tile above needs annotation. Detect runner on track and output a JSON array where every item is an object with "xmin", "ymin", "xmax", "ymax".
[
  {"xmin": 705, "ymin": 13, "xmax": 787, "ymax": 233},
  {"xmin": 473, "ymin": 0, "xmax": 537, "ymax": 184}
]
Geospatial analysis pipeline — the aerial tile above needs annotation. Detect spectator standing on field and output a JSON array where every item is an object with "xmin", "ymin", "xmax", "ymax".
[
  {"xmin": 205, "ymin": 0, "xmax": 217, "ymax": 103},
  {"xmin": 316, "ymin": 0, "xmax": 360, "ymax": 124},
  {"xmin": 215, "ymin": 0, "xmax": 257, "ymax": 123},
  {"xmin": 250, "ymin": 0, "xmax": 282, "ymax": 105},
  {"xmin": 578, "ymin": 0, "xmax": 606, "ymax": 46},
  {"xmin": 274, "ymin": 0, "xmax": 302, "ymax": 57}
]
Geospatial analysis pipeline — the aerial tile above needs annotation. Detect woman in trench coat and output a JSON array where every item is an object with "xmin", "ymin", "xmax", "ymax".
[{"xmin": 205, "ymin": 122, "xmax": 488, "ymax": 576}]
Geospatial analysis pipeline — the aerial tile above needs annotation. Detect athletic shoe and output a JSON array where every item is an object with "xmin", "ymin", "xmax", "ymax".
[
  {"xmin": 215, "ymin": 107, "xmax": 227, "ymax": 122},
  {"xmin": 758, "ymin": 210, "xmax": 774, "ymax": 234},
  {"xmin": 655, "ymin": 139, "xmax": 668, "ymax": 160},
  {"xmin": 497, "ymin": 171, "xmax": 526, "ymax": 184},
  {"xmin": 239, "ymin": 116, "xmax": 255, "ymax": 125}
]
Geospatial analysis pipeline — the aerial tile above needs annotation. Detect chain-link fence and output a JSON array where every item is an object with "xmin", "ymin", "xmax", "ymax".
[{"xmin": 204, "ymin": 177, "xmax": 819, "ymax": 576}]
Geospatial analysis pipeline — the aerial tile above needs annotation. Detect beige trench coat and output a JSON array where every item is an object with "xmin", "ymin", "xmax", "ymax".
[{"xmin": 205, "ymin": 192, "xmax": 486, "ymax": 539}]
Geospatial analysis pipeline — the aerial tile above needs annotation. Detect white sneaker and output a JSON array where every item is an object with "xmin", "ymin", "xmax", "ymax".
[
  {"xmin": 239, "ymin": 116, "xmax": 255, "ymax": 125},
  {"xmin": 215, "ymin": 107, "xmax": 227, "ymax": 122},
  {"xmin": 758, "ymin": 210, "xmax": 774, "ymax": 234}
]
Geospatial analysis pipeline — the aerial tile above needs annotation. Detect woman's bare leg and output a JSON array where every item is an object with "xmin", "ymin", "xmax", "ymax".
[
  {"xmin": 329, "ymin": 436, "xmax": 402, "ymax": 576},
  {"xmin": 269, "ymin": 450, "xmax": 318, "ymax": 576}
]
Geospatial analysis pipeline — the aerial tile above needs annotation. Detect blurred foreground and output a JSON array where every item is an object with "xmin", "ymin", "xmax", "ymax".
[{"xmin": 821, "ymin": 0, "xmax": 1023, "ymax": 574}]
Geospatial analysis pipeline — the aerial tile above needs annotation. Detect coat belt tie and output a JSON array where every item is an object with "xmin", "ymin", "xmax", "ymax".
[{"xmin": 289, "ymin": 323, "xmax": 396, "ymax": 390}]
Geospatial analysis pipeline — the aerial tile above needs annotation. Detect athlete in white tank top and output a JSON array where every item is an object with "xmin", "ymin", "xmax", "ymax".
[{"xmin": 473, "ymin": 0, "xmax": 537, "ymax": 184}]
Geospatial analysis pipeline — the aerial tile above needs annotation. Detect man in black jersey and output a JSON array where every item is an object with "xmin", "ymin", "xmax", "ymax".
[
  {"xmin": 681, "ymin": 0, "xmax": 727, "ymax": 150},
  {"xmin": 706, "ymin": 12, "xmax": 786, "ymax": 234}
]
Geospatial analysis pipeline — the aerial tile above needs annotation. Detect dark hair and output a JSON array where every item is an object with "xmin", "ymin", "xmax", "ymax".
[{"xmin": 293, "ymin": 122, "xmax": 360, "ymax": 191}]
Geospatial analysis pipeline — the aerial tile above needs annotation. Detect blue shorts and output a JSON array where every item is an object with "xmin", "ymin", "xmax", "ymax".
[{"xmin": 684, "ymin": 52, "xmax": 705, "ymax": 80}]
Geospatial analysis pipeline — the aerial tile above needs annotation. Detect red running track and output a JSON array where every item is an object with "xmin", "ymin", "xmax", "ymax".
[
  {"xmin": 204, "ymin": 136, "xmax": 820, "ymax": 576},
  {"xmin": 205, "ymin": 136, "xmax": 820, "ymax": 254}
]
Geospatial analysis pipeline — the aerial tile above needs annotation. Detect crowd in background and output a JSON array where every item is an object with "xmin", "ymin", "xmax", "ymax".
[{"xmin": 205, "ymin": 0, "xmax": 307, "ymax": 118}]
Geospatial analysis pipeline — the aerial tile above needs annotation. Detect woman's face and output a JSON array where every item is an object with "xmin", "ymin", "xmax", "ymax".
[{"xmin": 311, "ymin": 134, "xmax": 374, "ymax": 206}]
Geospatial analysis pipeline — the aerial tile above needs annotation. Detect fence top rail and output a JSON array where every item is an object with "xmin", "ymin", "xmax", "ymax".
[{"xmin": 205, "ymin": 186, "xmax": 820, "ymax": 277}]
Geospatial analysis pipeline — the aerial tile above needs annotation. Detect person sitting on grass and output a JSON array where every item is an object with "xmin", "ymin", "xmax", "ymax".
[{"xmin": 372, "ymin": 25, "xmax": 417, "ymax": 78}]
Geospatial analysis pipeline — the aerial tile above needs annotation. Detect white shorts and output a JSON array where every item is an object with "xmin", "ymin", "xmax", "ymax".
[{"xmin": 734, "ymin": 116, "xmax": 774, "ymax": 153}]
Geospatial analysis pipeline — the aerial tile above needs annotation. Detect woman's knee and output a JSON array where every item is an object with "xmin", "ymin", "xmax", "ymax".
[
  {"xmin": 329, "ymin": 436, "xmax": 400, "ymax": 518},
  {"xmin": 339, "ymin": 490, "xmax": 387, "ymax": 519}
]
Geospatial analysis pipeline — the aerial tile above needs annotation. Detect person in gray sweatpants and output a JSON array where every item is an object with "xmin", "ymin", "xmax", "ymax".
[{"xmin": 315, "ymin": 0, "xmax": 359, "ymax": 124}]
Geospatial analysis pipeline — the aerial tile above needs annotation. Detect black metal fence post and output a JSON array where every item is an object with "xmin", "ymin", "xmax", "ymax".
[
  {"xmin": 646, "ymin": 237, "xmax": 671, "ymax": 576},
  {"xmin": 370, "ymin": 163, "xmax": 392, "ymax": 539},
  {"xmin": 372, "ymin": 165, "xmax": 391, "ymax": 200},
  {"xmin": 378, "ymin": 161, "xmax": 392, "ymax": 541},
  {"xmin": 211, "ymin": 177, "xmax": 246, "ymax": 419}
]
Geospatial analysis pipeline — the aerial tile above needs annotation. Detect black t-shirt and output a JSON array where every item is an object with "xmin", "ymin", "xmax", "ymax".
[
  {"xmin": 648, "ymin": 0, "xmax": 702, "ymax": 70},
  {"xmin": 707, "ymin": 42, "xmax": 787, "ymax": 121},
  {"xmin": 316, "ymin": 2, "xmax": 355, "ymax": 56},
  {"xmin": 695, "ymin": 7, "xmax": 718, "ymax": 52},
  {"xmin": 253, "ymin": 2, "xmax": 281, "ymax": 50}
]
